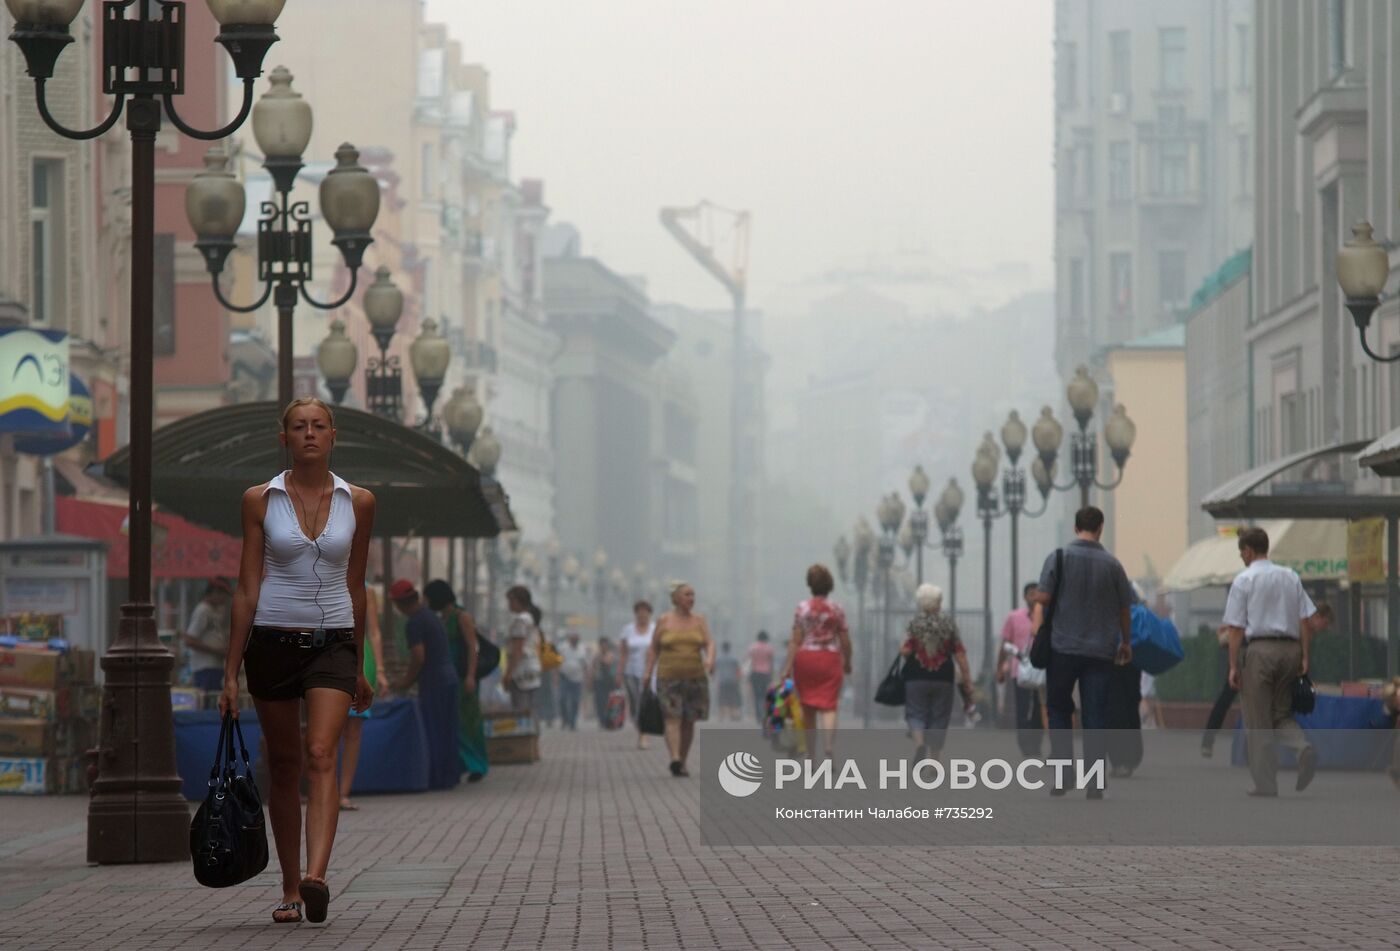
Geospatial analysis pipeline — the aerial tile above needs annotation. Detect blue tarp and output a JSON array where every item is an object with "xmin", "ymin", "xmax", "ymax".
[
  {"xmin": 1229, "ymin": 694, "xmax": 1395, "ymax": 770},
  {"xmin": 173, "ymin": 697, "xmax": 430, "ymax": 800}
]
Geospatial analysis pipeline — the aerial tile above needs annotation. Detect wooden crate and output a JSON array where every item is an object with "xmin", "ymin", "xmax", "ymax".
[{"xmin": 486, "ymin": 733, "xmax": 539, "ymax": 765}]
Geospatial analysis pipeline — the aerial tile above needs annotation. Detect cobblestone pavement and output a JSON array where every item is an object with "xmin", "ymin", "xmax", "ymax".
[{"xmin": 2, "ymin": 724, "xmax": 1399, "ymax": 950}]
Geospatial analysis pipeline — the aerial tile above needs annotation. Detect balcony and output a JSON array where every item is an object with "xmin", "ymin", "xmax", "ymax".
[{"xmin": 458, "ymin": 339, "xmax": 497, "ymax": 374}]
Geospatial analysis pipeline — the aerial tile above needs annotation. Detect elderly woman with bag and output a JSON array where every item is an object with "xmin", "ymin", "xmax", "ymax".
[
  {"xmin": 901, "ymin": 584, "xmax": 973, "ymax": 762},
  {"xmin": 779, "ymin": 564, "xmax": 852, "ymax": 760}
]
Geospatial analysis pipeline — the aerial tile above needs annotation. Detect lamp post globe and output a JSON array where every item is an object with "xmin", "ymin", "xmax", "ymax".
[
  {"xmin": 251, "ymin": 65, "xmax": 311, "ymax": 167},
  {"xmin": 908, "ymin": 465, "xmax": 931, "ymax": 507},
  {"xmin": 4, "ymin": 0, "xmax": 84, "ymax": 27},
  {"xmin": 186, "ymin": 146, "xmax": 245, "ymax": 273},
  {"xmin": 316, "ymin": 318, "xmax": 357, "ymax": 404},
  {"xmin": 593, "ymin": 548, "xmax": 609, "ymax": 572},
  {"xmin": 206, "ymin": 0, "xmax": 288, "ymax": 26},
  {"xmin": 972, "ymin": 449, "xmax": 997, "ymax": 491},
  {"xmin": 1031, "ymin": 456, "xmax": 1055, "ymax": 498},
  {"xmin": 1032, "ymin": 406, "xmax": 1063, "ymax": 473},
  {"xmin": 834, "ymin": 535, "xmax": 851, "ymax": 583},
  {"xmin": 1337, "ymin": 220, "xmax": 1390, "ymax": 340},
  {"xmin": 470, "ymin": 426, "xmax": 501, "ymax": 477},
  {"xmin": 1000, "ymin": 410, "xmax": 1028, "ymax": 465},
  {"xmin": 409, "ymin": 317, "xmax": 451, "ymax": 423},
  {"xmin": 562, "ymin": 553, "xmax": 580, "ymax": 583},
  {"xmin": 1104, "ymin": 403, "xmax": 1138, "ymax": 468},
  {"xmin": 442, "ymin": 386, "xmax": 483, "ymax": 455},
  {"xmin": 363, "ymin": 266, "xmax": 403, "ymax": 352},
  {"xmin": 939, "ymin": 478, "xmax": 964, "ymax": 521},
  {"xmin": 319, "ymin": 142, "xmax": 380, "ymax": 269},
  {"xmin": 546, "ymin": 536, "xmax": 562, "ymax": 559},
  {"xmin": 1066, "ymin": 366, "xmax": 1099, "ymax": 430}
]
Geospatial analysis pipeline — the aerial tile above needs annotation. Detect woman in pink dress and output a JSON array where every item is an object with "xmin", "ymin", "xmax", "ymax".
[{"xmin": 779, "ymin": 564, "xmax": 852, "ymax": 757}]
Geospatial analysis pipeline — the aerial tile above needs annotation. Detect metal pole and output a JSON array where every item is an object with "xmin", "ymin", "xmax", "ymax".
[
  {"xmin": 1010, "ymin": 508, "xmax": 1020, "ymax": 610},
  {"xmin": 1388, "ymin": 515, "xmax": 1399, "ymax": 677},
  {"xmin": 858, "ymin": 586, "xmax": 870, "ymax": 728},
  {"xmin": 915, "ymin": 542, "xmax": 924, "ymax": 587},
  {"xmin": 982, "ymin": 512, "xmax": 995, "ymax": 714},
  {"xmin": 275, "ymin": 281, "xmax": 296, "ymax": 409},
  {"xmin": 949, "ymin": 552, "xmax": 958, "ymax": 617},
  {"xmin": 88, "ymin": 96, "xmax": 187, "ymax": 864}
]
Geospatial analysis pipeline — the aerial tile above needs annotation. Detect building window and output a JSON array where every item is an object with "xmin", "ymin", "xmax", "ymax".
[
  {"xmin": 1057, "ymin": 41, "xmax": 1077, "ymax": 106},
  {"xmin": 421, "ymin": 143, "xmax": 435, "ymax": 200},
  {"xmin": 1157, "ymin": 104, "xmax": 1186, "ymax": 135},
  {"xmin": 1108, "ymin": 141, "xmax": 1131, "ymax": 201},
  {"xmin": 1109, "ymin": 30, "xmax": 1131, "ymax": 99},
  {"xmin": 1329, "ymin": 0, "xmax": 1347, "ymax": 78},
  {"xmin": 1159, "ymin": 139, "xmax": 1189, "ymax": 195},
  {"xmin": 1110, "ymin": 253, "xmax": 1132, "ymax": 317},
  {"xmin": 1236, "ymin": 133, "xmax": 1250, "ymax": 193},
  {"xmin": 664, "ymin": 403, "xmax": 697, "ymax": 465},
  {"xmin": 1158, "ymin": 250, "xmax": 1187, "ymax": 313},
  {"xmin": 1069, "ymin": 258, "xmax": 1085, "ymax": 324},
  {"xmin": 1159, "ymin": 28, "xmax": 1187, "ymax": 91},
  {"xmin": 1074, "ymin": 143, "xmax": 1093, "ymax": 201},
  {"xmin": 1234, "ymin": 23, "xmax": 1250, "ymax": 89},
  {"xmin": 1280, "ymin": 392, "xmax": 1306, "ymax": 456},
  {"xmin": 29, "ymin": 158, "xmax": 64, "ymax": 326}
]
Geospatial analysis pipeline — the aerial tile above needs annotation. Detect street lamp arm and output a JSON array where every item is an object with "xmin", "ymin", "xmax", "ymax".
[
  {"xmin": 34, "ymin": 79, "xmax": 124, "ymax": 140},
  {"xmin": 1020, "ymin": 492, "xmax": 1051, "ymax": 519},
  {"xmin": 1093, "ymin": 465, "xmax": 1128, "ymax": 493},
  {"xmin": 161, "ymin": 79, "xmax": 257, "ymax": 141},
  {"xmin": 210, "ymin": 271, "xmax": 275, "ymax": 314},
  {"xmin": 1356, "ymin": 324, "xmax": 1400, "ymax": 363},
  {"xmin": 300, "ymin": 265, "xmax": 361, "ymax": 311}
]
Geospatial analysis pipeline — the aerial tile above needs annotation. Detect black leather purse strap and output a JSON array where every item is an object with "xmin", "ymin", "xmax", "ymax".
[{"xmin": 1044, "ymin": 548, "xmax": 1064, "ymax": 631}]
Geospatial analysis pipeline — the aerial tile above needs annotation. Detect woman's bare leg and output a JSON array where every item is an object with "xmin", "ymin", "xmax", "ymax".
[
  {"xmin": 303, "ymin": 687, "xmax": 352, "ymax": 882},
  {"xmin": 252, "ymin": 697, "xmax": 304, "ymax": 909},
  {"xmin": 801, "ymin": 704, "xmax": 818, "ymax": 757},
  {"xmin": 817, "ymin": 709, "xmax": 838, "ymax": 756},
  {"xmin": 663, "ymin": 717, "xmax": 682, "ymax": 762},
  {"xmin": 679, "ymin": 718, "xmax": 696, "ymax": 763},
  {"xmin": 338, "ymin": 716, "xmax": 364, "ymax": 805}
]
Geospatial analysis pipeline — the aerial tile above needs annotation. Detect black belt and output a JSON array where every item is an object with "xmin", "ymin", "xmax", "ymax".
[
  {"xmin": 252, "ymin": 626, "xmax": 355, "ymax": 648},
  {"xmin": 1246, "ymin": 636, "xmax": 1296, "ymax": 643}
]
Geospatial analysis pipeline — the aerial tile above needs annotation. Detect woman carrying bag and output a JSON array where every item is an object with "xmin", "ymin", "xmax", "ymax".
[{"xmin": 218, "ymin": 398, "xmax": 376, "ymax": 925}]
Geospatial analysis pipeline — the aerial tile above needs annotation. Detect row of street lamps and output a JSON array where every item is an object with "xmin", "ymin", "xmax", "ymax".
[{"xmin": 835, "ymin": 367, "xmax": 1138, "ymax": 722}]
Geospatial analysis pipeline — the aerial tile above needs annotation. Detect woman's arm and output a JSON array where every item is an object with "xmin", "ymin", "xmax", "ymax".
[
  {"xmin": 460, "ymin": 610, "xmax": 479, "ymax": 691},
  {"xmin": 700, "ymin": 616, "xmax": 716, "ymax": 675},
  {"xmin": 644, "ymin": 617, "xmax": 663, "ymax": 683},
  {"xmin": 779, "ymin": 622, "xmax": 802, "ymax": 680},
  {"xmin": 219, "ymin": 487, "xmax": 268, "ymax": 717},
  {"xmin": 837, "ymin": 614, "xmax": 853, "ymax": 673},
  {"xmin": 347, "ymin": 488, "xmax": 376, "ymax": 712},
  {"xmin": 365, "ymin": 587, "xmax": 388, "ymax": 693}
]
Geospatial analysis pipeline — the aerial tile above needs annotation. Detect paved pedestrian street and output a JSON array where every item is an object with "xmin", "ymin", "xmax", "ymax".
[{"xmin": 2, "ymin": 726, "xmax": 1399, "ymax": 950}]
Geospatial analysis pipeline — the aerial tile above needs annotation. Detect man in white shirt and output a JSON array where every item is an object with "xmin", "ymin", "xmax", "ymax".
[
  {"xmin": 557, "ymin": 631, "xmax": 588, "ymax": 730},
  {"xmin": 1223, "ymin": 527, "xmax": 1318, "ymax": 797}
]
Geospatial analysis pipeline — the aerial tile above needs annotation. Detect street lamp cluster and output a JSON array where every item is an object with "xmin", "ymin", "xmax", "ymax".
[{"xmin": 836, "ymin": 370, "xmax": 1138, "ymax": 723}]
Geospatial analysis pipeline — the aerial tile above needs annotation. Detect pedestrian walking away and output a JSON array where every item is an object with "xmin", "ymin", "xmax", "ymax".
[
  {"xmin": 557, "ymin": 631, "xmax": 586, "ymax": 730},
  {"xmin": 183, "ymin": 578, "xmax": 232, "ymax": 692},
  {"xmin": 1202, "ymin": 602, "xmax": 1331, "ymax": 757},
  {"xmin": 747, "ymin": 631, "xmax": 774, "ymax": 727},
  {"xmin": 389, "ymin": 580, "xmax": 461, "ymax": 791},
  {"xmin": 715, "ymin": 642, "xmax": 743, "ymax": 721},
  {"xmin": 995, "ymin": 582, "xmax": 1044, "ymax": 757},
  {"xmin": 1224, "ymin": 527, "xmax": 1320, "ymax": 797},
  {"xmin": 218, "ymin": 397, "xmax": 377, "ymax": 925},
  {"xmin": 780, "ymin": 564, "xmax": 852, "ymax": 760},
  {"xmin": 338, "ymin": 579, "xmax": 389, "ymax": 810},
  {"xmin": 644, "ymin": 582, "xmax": 715, "ymax": 777},
  {"xmin": 593, "ymin": 637, "xmax": 620, "ymax": 728},
  {"xmin": 1037, "ymin": 506, "xmax": 1133, "ymax": 800},
  {"xmin": 424, "ymin": 579, "xmax": 489, "ymax": 783},
  {"xmin": 618, "ymin": 601, "xmax": 656, "ymax": 747},
  {"xmin": 504, "ymin": 586, "xmax": 544, "ymax": 713},
  {"xmin": 901, "ymin": 584, "xmax": 972, "ymax": 763}
]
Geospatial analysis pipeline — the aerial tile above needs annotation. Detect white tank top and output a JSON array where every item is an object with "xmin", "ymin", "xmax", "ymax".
[{"xmin": 253, "ymin": 471, "xmax": 356, "ymax": 629}]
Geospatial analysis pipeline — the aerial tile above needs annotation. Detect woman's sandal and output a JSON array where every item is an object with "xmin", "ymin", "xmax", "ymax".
[
  {"xmin": 339, "ymin": 798, "xmax": 359, "ymax": 811},
  {"xmin": 298, "ymin": 878, "xmax": 330, "ymax": 923},
  {"xmin": 272, "ymin": 901, "xmax": 303, "ymax": 924}
]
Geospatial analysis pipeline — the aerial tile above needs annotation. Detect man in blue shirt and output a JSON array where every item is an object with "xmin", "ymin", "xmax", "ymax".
[{"xmin": 1037, "ymin": 506, "xmax": 1133, "ymax": 799}]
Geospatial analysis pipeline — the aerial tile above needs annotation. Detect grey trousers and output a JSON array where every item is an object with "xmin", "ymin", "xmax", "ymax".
[{"xmin": 1240, "ymin": 638, "xmax": 1307, "ymax": 795}]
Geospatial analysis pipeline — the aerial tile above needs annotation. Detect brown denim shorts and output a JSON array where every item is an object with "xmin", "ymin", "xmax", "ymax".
[{"xmin": 244, "ymin": 628, "xmax": 357, "ymax": 701}]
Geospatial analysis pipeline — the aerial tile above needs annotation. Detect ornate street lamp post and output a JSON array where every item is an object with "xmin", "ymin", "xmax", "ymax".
[
  {"xmin": 362, "ymin": 266, "xmax": 406, "ymax": 419},
  {"xmin": 851, "ymin": 517, "xmax": 875, "ymax": 727},
  {"xmin": 1336, "ymin": 221, "xmax": 1397, "ymax": 363},
  {"xmin": 316, "ymin": 318, "xmax": 357, "ymax": 404},
  {"xmin": 546, "ymin": 537, "xmax": 562, "ymax": 632},
  {"xmin": 972, "ymin": 436, "xmax": 1005, "ymax": 711},
  {"xmin": 188, "ymin": 70, "xmax": 381, "ymax": 409},
  {"xmin": 592, "ymin": 549, "xmax": 609, "ymax": 638},
  {"xmin": 934, "ymin": 478, "xmax": 965, "ymax": 615},
  {"xmin": 442, "ymin": 386, "xmax": 484, "ymax": 456},
  {"xmin": 1033, "ymin": 369, "xmax": 1137, "ymax": 509},
  {"xmin": 875, "ymin": 491, "xmax": 904, "ymax": 719},
  {"xmin": 7, "ymin": 0, "xmax": 284, "ymax": 864},
  {"xmin": 408, "ymin": 318, "xmax": 451, "ymax": 431},
  {"xmin": 907, "ymin": 464, "xmax": 931, "ymax": 585}
]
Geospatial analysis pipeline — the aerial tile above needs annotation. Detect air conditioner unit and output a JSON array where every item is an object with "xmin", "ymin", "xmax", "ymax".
[{"xmin": 1109, "ymin": 93, "xmax": 1128, "ymax": 115}]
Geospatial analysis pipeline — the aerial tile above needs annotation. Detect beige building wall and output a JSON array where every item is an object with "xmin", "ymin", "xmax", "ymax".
[{"xmin": 1104, "ymin": 346, "xmax": 1187, "ymax": 585}]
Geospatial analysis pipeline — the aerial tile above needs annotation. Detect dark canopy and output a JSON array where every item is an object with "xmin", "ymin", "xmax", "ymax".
[
  {"xmin": 1201, "ymin": 439, "xmax": 1400, "ymax": 519},
  {"xmin": 100, "ymin": 401, "xmax": 514, "ymax": 538}
]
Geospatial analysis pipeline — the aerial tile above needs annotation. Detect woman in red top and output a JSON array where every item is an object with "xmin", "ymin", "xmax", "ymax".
[{"xmin": 780, "ymin": 564, "xmax": 852, "ymax": 758}]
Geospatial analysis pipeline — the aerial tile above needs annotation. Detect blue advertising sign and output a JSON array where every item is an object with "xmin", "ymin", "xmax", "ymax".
[
  {"xmin": 14, "ymin": 374, "xmax": 92, "ymax": 456},
  {"xmin": 0, "ymin": 328, "xmax": 70, "ymax": 437}
]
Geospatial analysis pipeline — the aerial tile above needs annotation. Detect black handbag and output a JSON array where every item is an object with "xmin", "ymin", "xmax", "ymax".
[
  {"xmin": 191, "ymin": 713, "xmax": 269, "ymax": 888},
  {"xmin": 1291, "ymin": 673, "xmax": 1316, "ymax": 715},
  {"xmin": 475, "ymin": 634, "xmax": 501, "ymax": 683},
  {"xmin": 638, "ymin": 687, "xmax": 666, "ymax": 735},
  {"xmin": 1028, "ymin": 548, "xmax": 1063, "ymax": 671},
  {"xmin": 874, "ymin": 655, "xmax": 906, "ymax": 706}
]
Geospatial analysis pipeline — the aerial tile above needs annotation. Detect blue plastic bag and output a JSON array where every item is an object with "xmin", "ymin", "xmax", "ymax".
[{"xmin": 1130, "ymin": 605, "xmax": 1184, "ymax": 675}]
